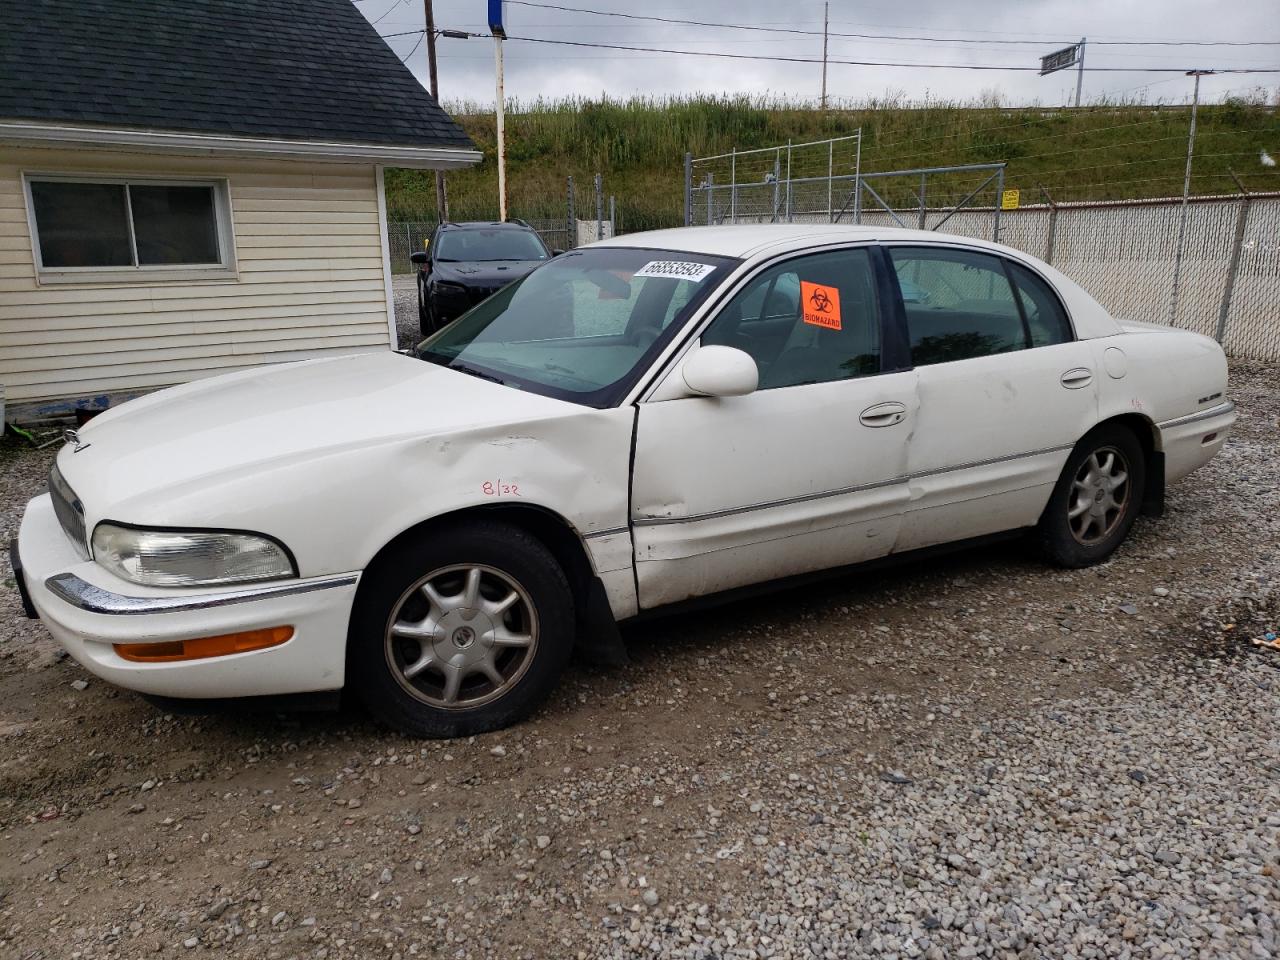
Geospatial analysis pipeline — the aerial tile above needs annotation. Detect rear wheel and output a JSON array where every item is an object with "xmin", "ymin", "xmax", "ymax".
[
  {"xmin": 1038, "ymin": 424, "xmax": 1146, "ymax": 568},
  {"xmin": 348, "ymin": 520, "xmax": 574, "ymax": 738}
]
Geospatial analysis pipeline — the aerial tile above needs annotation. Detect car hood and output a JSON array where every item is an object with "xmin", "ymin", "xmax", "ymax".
[
  {"xmin": 56, "ymin": 351, "xmax": 579, "ymax": 519},
  {"xmin": 435, "ymin": 260, "xmax": 543, "ymax": 285}
]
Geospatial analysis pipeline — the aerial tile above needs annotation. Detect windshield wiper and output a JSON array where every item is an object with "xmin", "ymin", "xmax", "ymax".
[{"xmin": 448, "ymin": 361, "xmax": 505, "ymax": 385}]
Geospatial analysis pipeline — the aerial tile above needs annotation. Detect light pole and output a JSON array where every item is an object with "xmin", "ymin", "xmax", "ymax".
[
  {"xmin": 1169, "ymin": 69, "xmax": 1215, "ymax": 323},
  {"xmin": 489, "ymin": 1, "xmax": 508, "ymax": 221}
]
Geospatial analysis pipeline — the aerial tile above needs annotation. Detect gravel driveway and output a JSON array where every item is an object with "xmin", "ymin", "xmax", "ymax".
[{"xmin": 1, "ymin": 360, "xmax": 1277, "ymax": 960}]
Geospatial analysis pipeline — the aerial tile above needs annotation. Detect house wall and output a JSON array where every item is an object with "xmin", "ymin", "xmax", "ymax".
[{"xmin": 0, "ymin": 147, "xmax": 394, "ymax": 410}]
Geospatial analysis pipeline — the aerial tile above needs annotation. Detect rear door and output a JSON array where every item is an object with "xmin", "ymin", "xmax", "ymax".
[
  {"xmin": 630, "ymin": 245, "xmax": 918, "ymax": 609},
  {"xmin": 885, "ymin": 244, "xmax": 1099, "ymax": 551}
]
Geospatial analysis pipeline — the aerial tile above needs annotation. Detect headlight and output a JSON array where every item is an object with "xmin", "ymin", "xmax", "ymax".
[{"xmin": 91, "ymin": 524, "xmax": 296, "ymax": 587}]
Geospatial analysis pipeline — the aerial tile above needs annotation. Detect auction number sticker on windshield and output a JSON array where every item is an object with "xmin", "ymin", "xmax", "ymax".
[{"xmin": 634, "ymin": 260, "xmax": 717, "ymax": 282}]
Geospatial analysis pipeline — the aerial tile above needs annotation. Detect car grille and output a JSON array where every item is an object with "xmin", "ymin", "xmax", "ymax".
[
  {"xmin": 467, "ymin": 286, "xmax": 502, "ymax": 305},
  {"xmin": 49, "ymin": 463, "xmax": 90, "ymax": 559}
]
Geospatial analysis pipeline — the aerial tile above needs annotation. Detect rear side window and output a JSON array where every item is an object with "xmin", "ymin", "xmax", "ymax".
[
  {"xmin": 1007, "ymin": 261, "xmax": 1073, "ymax": 347},
  {"xmin": 889, "ymin": 247, "xmax": 1025, "ymax": 366}
]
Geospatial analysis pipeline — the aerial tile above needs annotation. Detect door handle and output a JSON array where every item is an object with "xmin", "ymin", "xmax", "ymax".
[
  {"xmin": 859, "ymin": 401, "xmax": 908, "ymax": 428},
  {"xmin": 1060, "ymin": 368, "xmax": 1093, "ymax": 389}
]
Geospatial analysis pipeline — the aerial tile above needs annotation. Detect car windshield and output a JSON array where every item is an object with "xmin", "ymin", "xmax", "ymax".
[
  {"xmin": 435, "ymin": 228, "xmax": 549, "ymax": 262},
  {"xmin": 416, "ymin": 247, "xmax": 738, "ymax": 407}
]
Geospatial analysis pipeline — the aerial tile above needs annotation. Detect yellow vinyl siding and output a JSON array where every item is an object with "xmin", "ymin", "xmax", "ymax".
[{"xmin": 0, "ymin": 148, "xmax": 394, "ymax": 405}]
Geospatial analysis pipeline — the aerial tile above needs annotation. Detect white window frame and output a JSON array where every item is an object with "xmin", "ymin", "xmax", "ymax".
[{"xmin": 22, "ymin": 172, "xmax": 238, "ymax": 284}]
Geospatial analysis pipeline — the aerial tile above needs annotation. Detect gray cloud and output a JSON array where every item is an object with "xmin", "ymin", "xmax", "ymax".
[{"xmin": 362, "ymin": 0, "xmax": 1278, "ymax": 107}]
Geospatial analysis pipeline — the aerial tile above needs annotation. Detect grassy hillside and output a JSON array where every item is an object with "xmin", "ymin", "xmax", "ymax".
[{"xmin": 385, "ymin": 93, "xmax": 1280, "ymax": 230}]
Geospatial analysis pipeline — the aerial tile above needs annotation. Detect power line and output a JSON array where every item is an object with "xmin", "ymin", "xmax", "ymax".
[
  {"xmin": 399, "ymin": 30, "xmax": 425, "ymax": 63},
  {"xmin": 505, "ymin": 1, "xmax": 1280, "ymax": 48},
  {"xmin": 489, "ymin": 33, "xmax": 1280, "ymax": 73}
]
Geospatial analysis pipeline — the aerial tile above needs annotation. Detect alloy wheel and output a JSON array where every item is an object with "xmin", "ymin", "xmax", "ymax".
[
  {"xmin": 1068, "ymin": 445, "xmax": 1131, "ymax": 545},
  {"xmin": 384, "ymin": 564, "xmax": 538, "ymax": 710}
]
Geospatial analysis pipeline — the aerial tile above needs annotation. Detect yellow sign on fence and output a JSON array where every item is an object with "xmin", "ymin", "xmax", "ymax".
[{"xmin": 1001, "ymin": 189, "xmax": 1020, "ymax": 210}]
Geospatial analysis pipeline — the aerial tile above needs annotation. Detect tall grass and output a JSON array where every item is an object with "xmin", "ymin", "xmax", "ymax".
[{"xmin": 386, "ymin": 91, "xmax": 1280, "ymax": 229}]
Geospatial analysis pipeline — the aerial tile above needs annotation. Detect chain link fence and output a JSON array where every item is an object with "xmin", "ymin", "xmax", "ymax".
[
  {"xmin": 693, "ymin": 178, "xmax": 1279, "ymax": 361},
  {"xmin": 850, "ymin": 193, "xmax": 1280, "ymax": 361}
]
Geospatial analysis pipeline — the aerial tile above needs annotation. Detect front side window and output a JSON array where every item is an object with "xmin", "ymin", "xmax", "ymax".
[
  {"xmin": 435, "ymin": 228, "xmax": 549, "ymax": 263},
  {"xmin": 417, "ymin": 247, "xmax": 736, "ymax": 407},
  {"xmin": 702, "ymin": 248, "xmax": 881, "ymax": 390},
  {"xmin": 26, "ymin": 177, "xmax": 229, "ymax": 274},
  {"xmin": 889, "ymin": 247, "xmax": 1027, "ymax": 366}
]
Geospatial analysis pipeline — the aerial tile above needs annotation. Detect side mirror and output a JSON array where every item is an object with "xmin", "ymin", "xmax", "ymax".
[
  {"xmin": 682, "ymin": 345, "xmax": 758, "ymax": 398},
  {"xmin": 551, "ymin": 248, "xmax": 565, "ymax": 257},
  {"xmin": 410, "ymin": 251, "xmax": 429, "ymax": 266}
]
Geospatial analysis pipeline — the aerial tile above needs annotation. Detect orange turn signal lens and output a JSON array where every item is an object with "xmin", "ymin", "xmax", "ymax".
[{"xmin": 113, "ymin": 626, "xmax": 294, "ymax": 663}]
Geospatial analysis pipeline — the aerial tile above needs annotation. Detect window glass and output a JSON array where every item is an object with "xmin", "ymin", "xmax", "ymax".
[
  {"xmin": 1007, "ymin": 261, "xmax": 1073, "ymax": 347},
  {"xmin": 30, "ymin": 179, "xmax": 226, "ymax": 270},
  {"xmin": 889, "ymin": 247, "xmax": 1027, "ymax": 365},
  {"xmin": 29, "ymin": 181, "xmax": 132, "ymax": 267},
  {"xmin": 702, "ymin": 248, "xmax": 880, "ymax": 389},
  {"xmin": 131, "ymin": 185, "xmax": 220, "ymax": 265},
  {"xmin": 418, "ymin": 247, "xmax": 734, "ymax": 407},
  {"xmin": 435, "ymin": 229, "xmax": 549, "ymax": 263}
]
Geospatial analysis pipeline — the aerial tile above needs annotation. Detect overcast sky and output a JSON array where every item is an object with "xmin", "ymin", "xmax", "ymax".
[{"xmin": 358, "ymin": 0, "xmax": 1278, "ymax": 109}]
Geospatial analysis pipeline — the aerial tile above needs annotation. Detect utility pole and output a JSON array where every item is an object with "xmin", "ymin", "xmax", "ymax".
[
  {"xmin": 423, "ymin": 0, "xmax": 448, "ymax": 221},
  {"xmin": 493, "ymin": 35, "xmax": 507, "ymax": 220},
  {"xmin": 1170, "ymin": 69, "xmax": 1214, "ymax": 323},
  {"xmin": 1074, "ymin": 37, "xmax": 1086, "ymax": 108},
  {"xmin": 820, "ymin": 2, "xmax": 829, "ymax": 111}
]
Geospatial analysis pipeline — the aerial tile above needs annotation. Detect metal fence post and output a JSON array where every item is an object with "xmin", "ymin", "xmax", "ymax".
[
  {"xmin": 771, "ymin": 150, "xmax": 781, "ymax": 223},
  {"xmin": 566, "ymin": 175, "xmax": 575, "ymax": 249},
  {"xmin": 853, "ymin": 129, "xmax": 862, "ymax": 224},
  {"xmin": 918, "ymin": 172, "xmax": 927, "ymax": 230},
  {"xmin": 706, "ymin": 173, "xmax": 714, "ymax": 225},
  {"xmin": 730, "ymin": 148, "xmax": 737, "ymax": 224},
  {"xmin": 609, "ymin": 195, "xmax": 616, "ymax": 238},
  {"xmin": 1216, "ymin": 173, "xmax": 1252, "ymax": 344},
  {"xmin": 1039, "ymin": 184, "xmax": 1058, "ymax": 264},
  {"xmin": 785, "ymin": 140, "xmax": 793, "ymax": 222},
  {"xmin": 683, "ymin": 153, "xmax": 693, "ymax": 227},
  {"xmin": 828, "ymin": 139, "xmax": 834, "ymax": 223},
  {"xmin": 993, "ymin": 165, "xmax": 1005, "ymax": 243},
  {"xmin": 595, "ymin": 172, "xmax": 603, "ymax": 243}
]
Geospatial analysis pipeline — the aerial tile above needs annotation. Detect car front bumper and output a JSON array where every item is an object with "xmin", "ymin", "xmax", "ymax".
[{"xmin": 14, "ymin": 494, "xmax": 360, "ymax": 700}]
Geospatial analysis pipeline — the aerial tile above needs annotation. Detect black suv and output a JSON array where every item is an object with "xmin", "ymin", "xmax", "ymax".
[{"xmin": 411, "ymin": 220, "xmax": 557, "ymax": 336}]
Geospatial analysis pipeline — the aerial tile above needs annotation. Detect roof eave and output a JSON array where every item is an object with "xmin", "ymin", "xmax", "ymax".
[{"xmin": 0, "ymin": 120, "xmax": 482, "ymax": 169}]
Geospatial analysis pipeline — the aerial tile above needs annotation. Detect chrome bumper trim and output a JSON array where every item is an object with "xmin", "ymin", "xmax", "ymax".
[
  {"xmin": 44, "ymin": 572, "xmax": 358, "ymax": 616},
  {"xmin": 1157, "ymin": 401, "xmax": 1236, "ymax": 430}
]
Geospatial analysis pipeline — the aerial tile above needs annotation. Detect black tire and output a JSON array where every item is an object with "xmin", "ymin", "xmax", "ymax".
[
  {"xmin": 1038, "ymin": 424, "xmax": 1146, "ymax": 568},
  {"xmin": 347, "ymin": 520, "xmax": 574, "ymax": 738}
]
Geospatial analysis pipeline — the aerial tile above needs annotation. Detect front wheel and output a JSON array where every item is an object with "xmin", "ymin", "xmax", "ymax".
[
  {"xmin": 1038, "ymin": 425, "xmax": 1146, "ymax": 568},
  {"xmin": 347, "ymin": 521, "xmax": 574, "ymax": 738}
]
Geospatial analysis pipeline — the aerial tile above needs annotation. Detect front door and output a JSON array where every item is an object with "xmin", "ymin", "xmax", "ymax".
[
  {"xmin": 630, "ymin": 245, "xmax": 918, "ymax": 610},
  {"xmin": 884, "ymin": 244, "xmax": 1100, "ymax": 551}
]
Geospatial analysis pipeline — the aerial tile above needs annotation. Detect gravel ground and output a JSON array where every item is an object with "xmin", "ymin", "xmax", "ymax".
[
  {"xmin": 1, "ymin": 357, "xmax": 1277, "ymax": 960},
  {"xmin": 394, "ymin": 274, "xmax": 421, "ymax": 350}
]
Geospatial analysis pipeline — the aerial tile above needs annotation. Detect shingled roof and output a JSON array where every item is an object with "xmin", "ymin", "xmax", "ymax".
[{"xmin": 0, "ymin": 0, "xmax": 475, "ymax": 151}]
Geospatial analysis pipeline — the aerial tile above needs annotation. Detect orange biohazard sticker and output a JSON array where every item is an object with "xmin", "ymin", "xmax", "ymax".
[{"xmin": 800, "ymin": 281, "xmax": 841, "ymax": 330}]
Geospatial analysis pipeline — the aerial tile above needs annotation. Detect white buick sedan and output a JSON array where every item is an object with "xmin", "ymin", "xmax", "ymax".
[{"xmin": 13, "ymin": 226, "xmax": 1234, "ymax": 737}]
